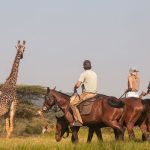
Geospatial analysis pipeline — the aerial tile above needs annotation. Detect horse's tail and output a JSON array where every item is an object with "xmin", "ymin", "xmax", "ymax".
[
  {"xmin": 107, "ymin": 96, "xmax": 125, "ymax": 108},
  {"xmin": 142, "ymin": 99, "xmax": 150, "ymax": 112}
]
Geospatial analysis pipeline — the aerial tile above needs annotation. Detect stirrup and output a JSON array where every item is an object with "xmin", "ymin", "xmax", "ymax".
[{"xmin": 72, "ymin": 121, "xmax": 83, "ymax": 127}]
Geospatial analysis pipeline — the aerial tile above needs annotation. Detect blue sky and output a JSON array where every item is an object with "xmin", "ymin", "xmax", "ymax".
[{"xmin": 0, "ymin": 0, "xmax": 149, "ymax": 97}]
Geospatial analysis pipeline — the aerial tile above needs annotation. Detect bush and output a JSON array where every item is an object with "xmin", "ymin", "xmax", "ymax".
[
  {"xmin": 16, "ymin": 85, "xmax": 46, "ymax": 95},
  {"xmin": 16, "ymin": 100, "xmax": 39, "ymax": 119},
  {"xmin": 25, "ymin": 124, "xmax": 42, "ymax": 134}
]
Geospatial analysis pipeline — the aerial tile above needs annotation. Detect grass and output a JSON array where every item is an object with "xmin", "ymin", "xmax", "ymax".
[{"xmin": 0, "ymin": 128, "xmax": 150, "ymax": 150}]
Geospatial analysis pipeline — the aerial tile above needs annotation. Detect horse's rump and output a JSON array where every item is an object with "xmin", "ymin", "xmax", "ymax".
[
  {"xmin": 142, "ymin": 99, "xmax": 150, "ymax": 112},
  {"xmin": 140, "ymin": 99, "xmax": 150, "ymax": 124},
  {"xmin": 107, "ymin": 97, "xmax": 125, "ymax": 108}
]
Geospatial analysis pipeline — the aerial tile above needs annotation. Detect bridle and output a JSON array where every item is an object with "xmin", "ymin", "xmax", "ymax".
[{"xmin": 42, "ymin": 94, "xmax": 55, "ymax": 112}]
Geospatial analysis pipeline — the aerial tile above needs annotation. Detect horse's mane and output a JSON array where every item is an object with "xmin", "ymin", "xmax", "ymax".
[
  {"xmin": 57, "ymin": 91, "xmax": 108, "ymax": 101},
  {"xmin": 57, "ymin": 91, "xmax": 71, "ymax": 100},
  {"xmin": 96, "ymin": 94, "xmax": 108, "ymax": 98}
]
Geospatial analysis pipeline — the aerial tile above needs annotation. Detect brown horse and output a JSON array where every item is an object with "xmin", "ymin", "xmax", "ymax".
[
  {"xmin": 55, "ymin": 115, "xmax": 124, "ymax": 143},
  {"xmin": 55, "ymin": 115, "xmax": 103, "ymax": 143},
  {"xmin": 144, "ymin": 99, "xmax": 150, "ymax": 130},
  {"xmin": 120, "ymin": 97, "xmax": 146, "ymax": 140},
  {"xmin": 42, "ymin": 87, "xmax": 125, "ymax": 143},
  {"xmin": 54, "ymin": 98, "xmax": 149, "ymax": 142},
  {"xmin": 139, "ymin": 98, "xmax": 150, "ymax": 140}
]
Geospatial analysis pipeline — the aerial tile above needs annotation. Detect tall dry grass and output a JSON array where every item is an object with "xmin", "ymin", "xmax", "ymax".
[{"xmin": 0, "ymin": 128, "xmax": 150, "ymax": 150}]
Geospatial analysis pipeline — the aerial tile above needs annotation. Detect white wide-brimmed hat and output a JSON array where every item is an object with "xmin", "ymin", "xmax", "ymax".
[{"xmin": 129, "ymin": 67, "xmax": 139, "ymax": 73}]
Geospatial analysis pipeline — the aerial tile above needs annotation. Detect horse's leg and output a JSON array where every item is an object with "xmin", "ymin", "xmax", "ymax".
[
  {"xmin": 87, "ymin": 127, "xmax": 94, "ymax": 143},
  {"xmin": 106, "ymin": 120, "xmax": 125, "ymax": 141},
  {"xmin": 113, "ymin": 129, "xmax": 119, "ymax": 140},
  {"xmin": 94, "ymin": 126, "xmax": 103, "ymax": 142},
  {"xmin": 140, "ymin": 120, "xmax": 149, "ymax": 141},
  {"xmin": 126, "ymin": 122, "xmax": 135, "ymax": 140},
  {"xmin": 113, "ymin": 128, "xmax": 125, "ymax": 141},
  {"xmin": 148, "ymin": 123, "xmax": 150, "ymax": 132},
  {"xmin": 126, "ymin": 100, "xmax": 144, "ymax": 141},
  {"xmin": 126, "ymin": 111, "xmax": 142, "ymax": 140},
  {"xmin": 71, "ymin": 126, "xmax": 80, "ymax": 144},
  {"xmin": 106, "ymin": 120, "xmax": 124, "ymax": 134}
]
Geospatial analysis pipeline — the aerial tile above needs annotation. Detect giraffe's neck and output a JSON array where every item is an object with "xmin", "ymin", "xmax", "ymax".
[{"xmin": 2, "ymin": 51, "xmax": 22, "ymax": 90}]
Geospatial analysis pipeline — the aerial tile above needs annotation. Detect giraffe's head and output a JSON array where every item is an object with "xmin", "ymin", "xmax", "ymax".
[{"xmin": 15, "ymin": 40, "xmax": 26, "ymax": 59}]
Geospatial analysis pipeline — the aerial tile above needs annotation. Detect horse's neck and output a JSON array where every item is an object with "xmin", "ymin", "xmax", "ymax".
[{"xmin": 52, "ymin": 91, "xmax": 70, "ymax": 111}]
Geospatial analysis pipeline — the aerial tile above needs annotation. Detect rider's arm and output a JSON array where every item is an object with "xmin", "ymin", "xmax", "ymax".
[
  {"xmin": 128, "ymin": 76, "xmax": 133, "ymax": 91},
  {"xmin": 74, "ymin": 81, "xmax": 82, "ymax": 93},
  {"xmin": 74, "ymin": 72, "xmax": 85, "ymax": 93}
]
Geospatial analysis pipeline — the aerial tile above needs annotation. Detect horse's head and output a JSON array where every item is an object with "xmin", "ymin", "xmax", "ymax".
[
  {"xmin": 42, "ymin": 87, "xmax": 56, "ymax": 112},
  {"xmin": 55, "ymin": 116, "xmax": 70, "ymax": 142}
]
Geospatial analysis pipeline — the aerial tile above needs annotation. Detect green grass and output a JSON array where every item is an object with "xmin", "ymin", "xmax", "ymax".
[{"xmin": 0, "ymin": 128, "xmax": 150, "ymax": 150}]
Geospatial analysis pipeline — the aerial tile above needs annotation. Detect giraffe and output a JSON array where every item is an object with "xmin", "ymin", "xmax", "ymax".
[{"xmin": 0, "ymin": 41, "xmax": 26, "ymax": 138}]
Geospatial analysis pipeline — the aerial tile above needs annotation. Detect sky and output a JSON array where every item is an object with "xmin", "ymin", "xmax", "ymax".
[{"xmin": 0, "ymin": 0, "xmax": 149, "ymax": 97}]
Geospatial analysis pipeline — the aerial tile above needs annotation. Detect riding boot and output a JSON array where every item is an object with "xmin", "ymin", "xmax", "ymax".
[
  {"xmin": 65, "ymin": 110, "xmax": 74, "ymax": 127},
  {"xmin": 70, "ymin": 105, "xmax": 83, "ymax": 126}
]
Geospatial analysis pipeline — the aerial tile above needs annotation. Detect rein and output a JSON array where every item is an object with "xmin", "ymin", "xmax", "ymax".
[
  {"xmin": 51, "ymin": 91, "xmax": 71, "ymax": 112},
  {"xmin": 72, "ymin": 92, "xmax": 81, "ymax": 100},
  {"xmin": 119, "ymin": 91, "xmax": 127, "ymax": 99}
]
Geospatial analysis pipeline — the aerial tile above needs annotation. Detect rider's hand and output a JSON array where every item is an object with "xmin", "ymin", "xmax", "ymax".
[
  {"xmin": 74, "ymin": 88, "xmax": 77, "ymax": 94},
  {"xmin": 125, "ymin": 88, "xmax": 132, "ymax": 93},
  {"xmin": 142, "ymin": 91, "xmax": 146, "ymax": 96}
]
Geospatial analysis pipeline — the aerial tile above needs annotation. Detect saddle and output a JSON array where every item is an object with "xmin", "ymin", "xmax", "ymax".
[{"xmin": 77, "ymin": 94, "xmax": 107, "ymax": 115}]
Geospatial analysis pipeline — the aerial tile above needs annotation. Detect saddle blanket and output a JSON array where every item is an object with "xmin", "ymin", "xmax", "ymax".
[
  {"xmin": 77, "ymin": 94, "xmax": 107, "ymax": 115},
  {"xmin": 78, "ymin": 100, "xmax": 95, "ymax": 115}
]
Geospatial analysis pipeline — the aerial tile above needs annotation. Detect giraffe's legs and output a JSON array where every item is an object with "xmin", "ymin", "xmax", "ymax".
[
  {"xmin": 9, "ymin": 100, "xmax": 17, "ymax": 137},
  {"xmin": 0, "ymin": 117, "xmax": 3, "ymax": 132},
  {"xmin": 5, "ymin": 113, "xmax": 10, "ymax": 138},
  {"xmin": 5, "ymin": 100, "xmax": 17, "ymax": 138}
]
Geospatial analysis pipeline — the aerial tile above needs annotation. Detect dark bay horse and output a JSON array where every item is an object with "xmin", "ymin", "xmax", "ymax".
[
  {"xmin": 54, "ymin": 97, "xmax": 149, "ymax": 142},
  {"xmin": 144, "ymin": 99, "xmax": 150, "ymax": 132},
  {"xmin": 120, "ymin": 97, "xmax": 146, "ymax": 140},
  {"xmin": 55, "ymin": 115, "xmax": 103, "ymax": 143},
  {"xmin": 42, "ymin": 87, "xmax": 125, "ymax": 143},
  {"xmin": 139, "ymin": 98, "xmax": 150, "ymax": 140},
  {"xmin": 55, "ymin": 115, "xmax": 124, "ymax": 143}
]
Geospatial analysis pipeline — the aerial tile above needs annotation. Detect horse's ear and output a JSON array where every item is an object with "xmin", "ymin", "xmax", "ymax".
[
  {"xmin": 47, "ymin": 87, "xmax": 50, "ymax": 93},
  {"xmin": 53, "ymin": 86, "xmax": 56, "ymax": 90}
]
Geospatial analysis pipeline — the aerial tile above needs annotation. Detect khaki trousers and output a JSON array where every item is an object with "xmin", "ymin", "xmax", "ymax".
[{"xmin": 70, "ymin": 92, "xmax": 96, "ymax": 124}]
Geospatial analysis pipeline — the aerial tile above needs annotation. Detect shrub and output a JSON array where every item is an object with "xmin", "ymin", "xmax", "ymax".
[{"xmin": 25, "ymin": 123, "xmax": 42, "ymax": 134}]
